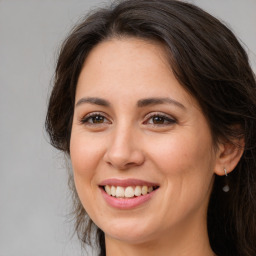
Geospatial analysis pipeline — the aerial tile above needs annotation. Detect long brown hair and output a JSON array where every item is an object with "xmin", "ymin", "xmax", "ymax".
[{"xmin": 45, "ymin": 1, "xmax": 256, "ymax": 255}]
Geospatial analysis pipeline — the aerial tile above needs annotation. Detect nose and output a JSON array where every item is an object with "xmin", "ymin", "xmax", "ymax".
[{"xmin": 103, "ymin": 125, "xmax": 145, "ymax": 170}]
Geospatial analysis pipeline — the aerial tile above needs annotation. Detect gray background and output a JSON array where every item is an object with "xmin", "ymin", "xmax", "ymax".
[{"xmin": 0, "ymin": 0, "xmax": 255, "ymax": 255}]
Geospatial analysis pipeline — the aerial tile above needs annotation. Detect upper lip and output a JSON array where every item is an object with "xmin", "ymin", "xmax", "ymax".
[{"xmin": 98, "ymin": 178, "xmax": 159, "ymax": 187}]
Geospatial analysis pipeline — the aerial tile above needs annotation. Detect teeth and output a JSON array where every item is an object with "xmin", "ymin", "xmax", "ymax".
[
  {"xmin": 148, "ymin": 186, "xmax": 153, "ymax": 193},
  {"xmin": 105, "ymin": 185, "xmax": 111, "ymax": 195},
  {"xmin": 134, "ymin": 186, "xmax": 142, "ymax": 196},
  {"xmin": 142, "ymin": 185, "xmax": 148, "ymax": 195},
  {"xmin": 104, "ymin": 185, "xmax": 155, "ymax": 198},
  {"xmin": 116, "ymin": 186, "xmax": 125, "ymax": 198},
  {"xmin": 110, "ymin": 186, "xmax": 116, "ymax": 196},
  {"xmin": 125, "ymin": 186, "xmax": 134, "ymax": 198}
]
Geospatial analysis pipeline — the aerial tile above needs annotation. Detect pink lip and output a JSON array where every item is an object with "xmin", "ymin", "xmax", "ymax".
[
  {"xmin": 99, "ymin": 178, "xmax": 159, "ymax": 210},
  {"xmin": 98, "ymin": 178, "xmax": 159, "ymax": 187},
  {"xmin": 100, "ymin": 188, "xmax": 157, "ymax": 209}
]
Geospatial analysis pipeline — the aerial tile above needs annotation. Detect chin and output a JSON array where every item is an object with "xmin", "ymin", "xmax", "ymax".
[{"xmin": 97, "ymin": 216, "xmax": 159, "ymax": 244}]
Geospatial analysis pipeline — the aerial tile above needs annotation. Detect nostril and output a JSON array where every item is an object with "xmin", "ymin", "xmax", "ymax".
[
  {"xmin": 104, "ymin": 156, "xmax": 144, "ymax": 170},
  {"xmin": 103, "ymin": 140, "xmax": 145, "ymax": 170}
]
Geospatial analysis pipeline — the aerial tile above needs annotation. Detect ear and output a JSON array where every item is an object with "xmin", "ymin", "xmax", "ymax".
[{"xmin": 214, "ymin": 136, "xmax": 245, "ymax": 176}]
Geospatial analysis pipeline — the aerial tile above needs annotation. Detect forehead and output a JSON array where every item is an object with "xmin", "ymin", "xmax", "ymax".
[
  {"xmin": 76, "ymin": 37, "xmax": 195, "ymax": 106},
  {"xmin": 80, "ymin": 37, "xmax": 170, "ymax": 80}
]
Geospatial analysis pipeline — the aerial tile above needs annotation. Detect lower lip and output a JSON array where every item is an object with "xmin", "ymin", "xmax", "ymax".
[{"xmin": 100, "ymin": 188, "xmax": 157, "ymax": 209}]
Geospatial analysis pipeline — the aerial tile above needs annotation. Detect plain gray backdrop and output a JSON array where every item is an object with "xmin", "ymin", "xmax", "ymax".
[{"xmin": 0, "ymin": 0, "xmax": 255, "ymax": 255}]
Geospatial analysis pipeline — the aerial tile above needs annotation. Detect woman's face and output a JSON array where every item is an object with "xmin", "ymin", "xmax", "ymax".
[{"xmin": 70, "ymin": 38, "xmax": 219, "ymax": 244}]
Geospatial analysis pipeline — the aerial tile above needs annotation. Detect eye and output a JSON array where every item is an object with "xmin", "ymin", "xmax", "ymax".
[
  {"xmin": 80, "ymin": 113, "xmax": 111, "ymax": 125},
  {"xmin": 144, "ymin": 113, "xmax": 176, "ymax": 126}
]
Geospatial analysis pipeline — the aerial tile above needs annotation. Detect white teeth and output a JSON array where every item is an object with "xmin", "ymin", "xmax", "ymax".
[
  {"xmin": 116, "ymin": 186, "xmax": 125, "ymax": 198},
  {"xmin": 105, "ymin": 185, "xmax": 111, "ymax": 195},
  {"xmin": 134, "ymin": 186, "xmax": 142, "ymax": 196},
  {"xmin": 125, "ymin": 186, "xmax": 135, "ymax": 198},
  {"xmin": 110, "ymin": 186, "xmax": 116, "ymax": 196},
  {"xmin": 104, "ymin": 185, "xmax": 155, "ymax": 198},
  {"xmin": 142, "ymin": 185, "xmax": 148, "ymax": 195}
]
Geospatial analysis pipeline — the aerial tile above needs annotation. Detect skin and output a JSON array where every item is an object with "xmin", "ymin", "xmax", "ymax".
[{"xmin": 70, "ymin": 38, "xmax": 242, "ymax": 256}]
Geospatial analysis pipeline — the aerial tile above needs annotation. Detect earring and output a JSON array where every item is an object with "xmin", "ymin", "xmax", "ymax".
[{"xmin": 222, "ymin": 168, "xmax": 230, "ymax": 192}]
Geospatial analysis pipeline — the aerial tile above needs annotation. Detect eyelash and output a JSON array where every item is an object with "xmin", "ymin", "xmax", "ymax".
[
  {"xmin": 79, "ymin": 112, "xmax": 176, "ymax": 127},
  {"xmin": 80, "ymin": 112, "xmax": 111, "ymax": 126},
  {"xmin": 143, "ymin": 113, "xmax": 176, "ymax": 126}
]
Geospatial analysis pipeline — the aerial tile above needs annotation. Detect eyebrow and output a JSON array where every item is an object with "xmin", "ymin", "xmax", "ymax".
[
  {"xmin": 137, "ymin": 97, "xmax": 186, "ymax": 109},
  {"xmin": 75, "ymin": 97, "xmax": 110, "ymax": 107},
  {"xmin": 75, "ymin": 96, "xmax": 185, "ymax": 110}
]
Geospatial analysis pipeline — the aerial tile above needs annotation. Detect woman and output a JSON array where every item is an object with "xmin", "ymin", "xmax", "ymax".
[{"xmin": 45, "ymin": 0, "xmax": 256, "ymax": 255}]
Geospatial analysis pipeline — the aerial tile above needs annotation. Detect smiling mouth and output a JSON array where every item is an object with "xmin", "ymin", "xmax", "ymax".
[{"xmin": 101, "ymin": 185, "xmax": 159, "ymax": 198}]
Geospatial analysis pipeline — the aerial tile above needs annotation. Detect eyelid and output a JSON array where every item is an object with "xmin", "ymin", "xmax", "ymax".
[
  {"xmin": 78, "ymin": 111, "xmax": 176, "ymax": 126},
  {"xmin": 143, "ymin": 112, "xmax": 177, "ymax": 125},
  {"xmin": 79, "ymin": 111, "xmax": 112, "ymax": 124}
]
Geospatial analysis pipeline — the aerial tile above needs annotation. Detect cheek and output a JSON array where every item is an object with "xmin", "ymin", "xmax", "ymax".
[
  {"xmin": 69, "ymin": 131, "xmax": 103, "ymax": 212},
  {"xmin": 70, "ymin": 130, "xmax": 103, "ymax": 176},
  {"xmin": 69, "ymin": 131, "xmax": 102, "ymax": 214},
  {"xmin": 149, "ymin": 133, "xmax": 215, "ymax": 219},
  {"xmin": 147, "ymin": 130, "xmax": 215, "ymax": 198},
  {"xmin": 149, "ymin": 133, "xmax": 213, "ymax": 173}
]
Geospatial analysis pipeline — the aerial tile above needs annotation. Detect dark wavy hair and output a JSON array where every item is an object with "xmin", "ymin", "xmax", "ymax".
[{"xmin": 45, "ymin": 1, "xmax": 256, "ymax": 255}]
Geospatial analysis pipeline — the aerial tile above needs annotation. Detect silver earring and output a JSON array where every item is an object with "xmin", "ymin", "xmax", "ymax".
[{"xmin": 222, "ymin": 168, "xmax": 230, "ymax": 192}]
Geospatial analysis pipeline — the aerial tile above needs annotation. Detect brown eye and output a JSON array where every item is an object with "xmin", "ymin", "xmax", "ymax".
[
  {"xmin": 91, "ymin": 115, "xmax": 105, "ymax": 123},
  {"xmin": 152, "ymin": 116, "xmax": 165, "ymax": 124},
  {"xmin": 80, "ymin": 113, "xmax": 110, "ymax": 125},
  {"xmin": 145, "ymin": 114, "xmax": 176, "ymax": 126}
]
